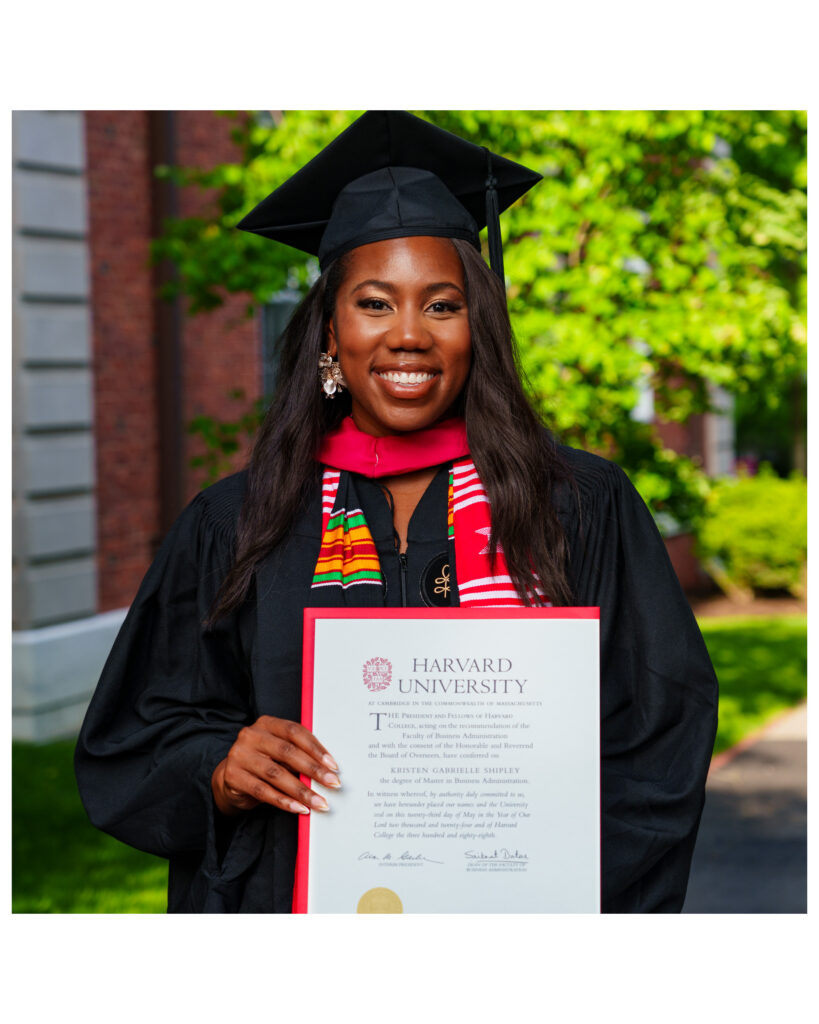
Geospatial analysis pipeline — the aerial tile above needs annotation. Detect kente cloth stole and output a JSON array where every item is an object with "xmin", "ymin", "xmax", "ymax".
[
  {"xmin": 311, "ymin": 460, "xmax": 550, "ymax": 607},
  {"xmin": 310, "ymin": 469, "xmax": 383, "ymax": 590}
]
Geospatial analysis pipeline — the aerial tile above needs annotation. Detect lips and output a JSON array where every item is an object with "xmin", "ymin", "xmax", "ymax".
[{"xmin": 372, "ymin": 367, "xmax": 440, "ymax": 399}]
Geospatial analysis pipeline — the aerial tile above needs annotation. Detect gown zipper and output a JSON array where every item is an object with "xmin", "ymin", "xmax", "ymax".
[
  {"xmin": 378, "ymin": 480, "xmax": 411, "ymax": 608},
  {"xmin": 398, "ymin": 551, "xmax": 408, "ymax": 607}
]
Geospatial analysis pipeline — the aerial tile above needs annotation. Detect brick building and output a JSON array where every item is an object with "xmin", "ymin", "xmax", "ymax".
[
  {"xmin": 12, "ymin": 111, "xmax": 261, "ymax": 740},
  {"xmin": 11, "ymin": 110, "xmax": 731, "ymax": 741}
]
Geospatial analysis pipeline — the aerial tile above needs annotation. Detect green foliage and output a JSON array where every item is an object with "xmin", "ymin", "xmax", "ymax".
[
  {"xmin": 188, "ymin": 388, "xmax": 265, "ymax": 487},
  {"xmin": 696, "ymin": 466, "xmax": 807, "ymax": 600},
  {"xmin": 12, "ymin": 740, "xmax": 167, "ymax": 912},
  {"xmin": 699, "ymin": 615, "xmax": 806, "ymax": 754},
  {"xmin": 152, "ymin": 111, "xmax": 806, "ymax": 525},
  {"xmin": 152, "ymin": 111, "xmax": 358, "ymax": 313},
  {"xmin": 618, "ymin": 424, "xmax": 712, "ymax": 535}
]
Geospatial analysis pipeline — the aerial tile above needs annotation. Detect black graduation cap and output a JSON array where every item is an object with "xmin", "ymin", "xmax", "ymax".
[{"xmin": 236, "ymin": 110, "xmax": 542, "ymax": 281}]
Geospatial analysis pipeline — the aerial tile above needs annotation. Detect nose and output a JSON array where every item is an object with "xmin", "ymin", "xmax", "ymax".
[{"xmin": 386, "ymin": 307, "xmax": 431, "ymax": 350}]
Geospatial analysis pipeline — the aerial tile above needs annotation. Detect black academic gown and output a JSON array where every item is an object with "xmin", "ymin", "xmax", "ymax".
[{"xmin": 74, "ymin": 447, "xmax": 718, "ymax": 913}]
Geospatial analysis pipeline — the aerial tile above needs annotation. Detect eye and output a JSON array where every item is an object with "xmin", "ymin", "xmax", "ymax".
[
  {"xmin": 357, "ymin": 297, "xmax": 392, "ymax": 312},
  {"xmin": 427, "ymin": 300, "xmax": 463, "ymax": 314}
]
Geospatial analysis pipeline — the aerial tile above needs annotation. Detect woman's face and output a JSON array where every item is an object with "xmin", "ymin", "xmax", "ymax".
[{"xmin": 327, "ymin": 236, "xmax": 472, "ymax": 436}]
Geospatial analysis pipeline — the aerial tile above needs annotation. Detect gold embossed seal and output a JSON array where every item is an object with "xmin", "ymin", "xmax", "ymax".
[{"xmin": 356, "ymin": 887, "xmax": 404, "ymax": 913}]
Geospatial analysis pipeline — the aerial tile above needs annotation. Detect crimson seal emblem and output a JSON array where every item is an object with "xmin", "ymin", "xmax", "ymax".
[{"xmin": 363, "ymin": 657, "xmax": 392, "ymax": 692}]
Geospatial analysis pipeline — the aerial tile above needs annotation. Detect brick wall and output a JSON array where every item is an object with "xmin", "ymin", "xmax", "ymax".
[
  {"xmin": 86, "ymin": 111, "xmax": 261, "ymax": 611},
  {"xmin": 175, "ymin": 112, "xmax": 260, "ymax": 503},
  {"xmin": 86, "ymin": 111, "xmax": 160, "ymax": 612},
  {"xmin": 654, "ymin": 413, "xmax": 706, "ymax": 462}
]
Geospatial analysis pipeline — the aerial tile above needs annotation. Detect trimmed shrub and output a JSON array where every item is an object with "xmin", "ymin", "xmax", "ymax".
[{"xmin": 696, "ymin": 465, "xmax": 806, "ymax": 601}]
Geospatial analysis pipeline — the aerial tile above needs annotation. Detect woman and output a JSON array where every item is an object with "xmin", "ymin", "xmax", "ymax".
[{"xmin": 75, "ymin": 111, "xmax": 718, "ymax": 913}]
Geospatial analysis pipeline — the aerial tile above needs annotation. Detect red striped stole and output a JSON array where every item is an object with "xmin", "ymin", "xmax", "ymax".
[
  {"xmin": 312, "ymin": 464, "xmax": 549, "ymax": 606},
  {"xmin": 451, "ymin": 458, "xmax": 549, "ymax": 608}
]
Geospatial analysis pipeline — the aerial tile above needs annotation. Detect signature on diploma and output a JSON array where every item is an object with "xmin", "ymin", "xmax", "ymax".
[
  {"xmin": 464, "ymin": 848, "xmax": 529, "ymax": 862},
  {"xmin": 358, "ymin": 851, "xmax": 444, "ymax": 864}
]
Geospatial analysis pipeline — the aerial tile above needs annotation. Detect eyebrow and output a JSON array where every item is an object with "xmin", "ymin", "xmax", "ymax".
[
  {"xmin": 351, "ymin": 279, "xmax": 466, "ymax": 298},
  {"xmin": 351, "ymin": 279, "xmax": 396, "ymax": 295}
]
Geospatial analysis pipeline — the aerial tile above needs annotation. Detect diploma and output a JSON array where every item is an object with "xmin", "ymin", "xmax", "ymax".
[{"xmin": 294, "ymin": 608, "xmax": 600, "ymax": 913}]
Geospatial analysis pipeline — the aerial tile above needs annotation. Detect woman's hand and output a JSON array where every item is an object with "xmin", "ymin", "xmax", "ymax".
[{"xmin": 211, "ymin": 715, "xmax": 340, "ymax": 817}]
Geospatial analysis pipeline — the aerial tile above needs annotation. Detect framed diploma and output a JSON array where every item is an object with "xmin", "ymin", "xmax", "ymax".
[{"xmin": 294, "ymin": 607, "xmax": 600, "ymax": 914}]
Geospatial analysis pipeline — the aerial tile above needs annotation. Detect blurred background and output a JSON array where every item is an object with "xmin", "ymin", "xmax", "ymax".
[{"xmin": 11, "ymin": 110, "xmax": 807, "ymax": 913}]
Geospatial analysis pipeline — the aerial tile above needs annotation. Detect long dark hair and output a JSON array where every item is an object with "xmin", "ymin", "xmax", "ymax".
[{"xmin": 209, "ymin": 238, "xmax": 573, "ymax": 622}]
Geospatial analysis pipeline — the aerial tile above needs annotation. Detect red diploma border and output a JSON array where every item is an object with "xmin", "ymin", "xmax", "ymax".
[{"xmin": 293, "ymin": 606, "xmax": 600, "ymax": 914}]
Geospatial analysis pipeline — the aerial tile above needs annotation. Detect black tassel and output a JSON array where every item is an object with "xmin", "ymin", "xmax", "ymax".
[{"xmin": 484, "ymin": 147, "xmax": 504, "ymax": 283}]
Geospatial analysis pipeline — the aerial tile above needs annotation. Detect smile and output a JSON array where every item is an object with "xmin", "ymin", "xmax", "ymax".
[{"xmin": 376, "ymin": 371, "xmax": 437, "ymax": 385}]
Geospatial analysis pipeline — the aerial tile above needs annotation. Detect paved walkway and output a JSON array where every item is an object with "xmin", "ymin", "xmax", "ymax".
[{"xmin": 683, "ymin": 702, "xmax": 807, "ymax": 913}]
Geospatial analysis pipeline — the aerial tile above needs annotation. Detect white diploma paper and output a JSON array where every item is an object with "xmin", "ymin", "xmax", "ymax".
[{"xmin": 296, "ymin": 608, "xmax": 600, "ymax": 913}]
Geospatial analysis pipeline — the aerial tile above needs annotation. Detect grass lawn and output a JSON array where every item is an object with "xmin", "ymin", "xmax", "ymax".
[
  {"xmin": 12, "ymin": 740, "xmax": 167, "ymax": 913},
  {"xmin": 698, "ymin": 614, "xmax": 807, "ymax": 754},
  {"xmin": 11, "ymin": 613, "xmax": 806, "ymax": 913}
]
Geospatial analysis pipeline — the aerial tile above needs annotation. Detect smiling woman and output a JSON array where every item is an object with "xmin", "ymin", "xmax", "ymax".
[
  {"xmin": 75, "ymin": 111, "xmax": 718, "ymax": 915},
  {"xmin": 328, "ymin": 236, "xmax": 472, "ymax": 438}
]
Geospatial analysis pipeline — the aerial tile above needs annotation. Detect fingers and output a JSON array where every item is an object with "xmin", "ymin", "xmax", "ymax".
[
  {"xmin": 258, "ymin": 715, "xmax": 340, "ymax": 774},
  {"xmin": 217, "ymin": 716, "xmax": 341, "ymax": 817},
  {"xmin": 223, "ymin": 763, "xmax": 319, "ymax": 815},
  {"xmin": 247, "ymin": 717, "xmax": 341, "ymax": 790},
  {"xmin": 237, "ymin": 751, "xmax": 331, "ymax": 813}
]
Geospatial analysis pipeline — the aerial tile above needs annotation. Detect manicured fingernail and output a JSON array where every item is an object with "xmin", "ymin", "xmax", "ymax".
[
  {"xmin": 311, "ymin": 794, "xmax": 329, "ymax": 812},
  {"xmin": 322, "ymin": 772, "xmax": 341, "ymax": 789},
  {"xmin": 322, "ymin": 754, "xmax": 339, "ymax": 771},
  {"xmin": 291, "ymin": 801, "xmax": 311, "ymax": 814}
]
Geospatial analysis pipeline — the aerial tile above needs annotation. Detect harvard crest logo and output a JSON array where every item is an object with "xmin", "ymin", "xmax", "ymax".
[{"xmin": 362, "ymin": 657, "xmax": 392, "ymax": 692}]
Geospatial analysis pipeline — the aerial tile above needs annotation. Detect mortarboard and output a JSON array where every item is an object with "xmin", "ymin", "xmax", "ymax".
[{"xmin": 237, "ymin": 110, "xmax": 542, "ymax": 281}]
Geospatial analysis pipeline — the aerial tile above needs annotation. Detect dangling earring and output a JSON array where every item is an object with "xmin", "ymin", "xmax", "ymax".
[{"xmin": 319, "ymin": 352, "xmax": 347, "ymax": 398}]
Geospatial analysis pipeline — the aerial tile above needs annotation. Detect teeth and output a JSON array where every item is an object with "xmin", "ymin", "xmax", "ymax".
[{"xmin": 379, "ymin": 371, "xmax": 435, "ymax": 384}]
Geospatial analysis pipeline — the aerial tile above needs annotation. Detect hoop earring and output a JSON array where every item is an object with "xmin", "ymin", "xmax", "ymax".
[{"xmin": 319, "ymin": 352, "xmax": 347, "ymax": 397}]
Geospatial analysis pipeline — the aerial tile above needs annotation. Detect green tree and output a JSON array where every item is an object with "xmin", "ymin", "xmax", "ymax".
[{"xmin": 153, "ymin": 110, "xmax": 806, "ymax": 529}]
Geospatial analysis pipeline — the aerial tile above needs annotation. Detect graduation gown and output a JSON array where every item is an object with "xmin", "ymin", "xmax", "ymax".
[{"xmin": 74, "ymin": 446, "xmax": 718, "ymax": 913}]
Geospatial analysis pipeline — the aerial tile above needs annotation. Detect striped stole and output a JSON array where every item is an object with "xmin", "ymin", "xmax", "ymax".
[
  {"xmin": 451, "ymin": 458, "xmax": 549, "ymax": 608},
  {"xmin": 311, "ymin": 470, "xmax": 383, "ymax": 590},
  {"xmin": 311, "ymin": 462, "xmax": 549, "ymax": 607}
]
